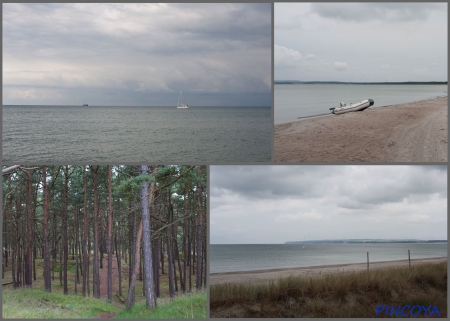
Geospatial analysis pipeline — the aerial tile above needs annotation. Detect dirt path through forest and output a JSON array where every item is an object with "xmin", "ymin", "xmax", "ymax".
[{"xmin": 99, "ymin": 255, "xmax": 120, "ymax": 302}]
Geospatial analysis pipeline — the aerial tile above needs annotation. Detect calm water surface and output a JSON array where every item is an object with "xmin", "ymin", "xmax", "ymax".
[
  {"xmin": 3, "ymin": 106, "xmax": 271, "ymax": 162},
  {"xmin": 275, "ymin": 84, "xmax": 448, "ymax": 124},
  {"xmin": 210, "ymin": 243, "xmax": 447, "ymax": 273}
]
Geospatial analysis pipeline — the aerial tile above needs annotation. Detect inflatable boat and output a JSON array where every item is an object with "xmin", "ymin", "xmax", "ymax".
[{"xmin": 330, "ymin": 99, "xmax": 374, "ymax": 115}]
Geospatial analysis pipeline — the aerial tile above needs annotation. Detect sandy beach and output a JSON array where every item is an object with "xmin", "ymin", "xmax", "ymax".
[
  {"xmin": 274, "ymin": 96, "xmax": 447, "ymax": 162},
  {"xmin": 210, "ymin": 256, "xmax": 447, "ymax": 285}
]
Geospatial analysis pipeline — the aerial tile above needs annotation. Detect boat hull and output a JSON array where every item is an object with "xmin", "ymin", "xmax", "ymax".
[{"xmin": 332, "ymin": 99, "xmax": 374, "ymax": 115}]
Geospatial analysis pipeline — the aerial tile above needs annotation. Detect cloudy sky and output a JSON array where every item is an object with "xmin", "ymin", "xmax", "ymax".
[
  {"xmin": 275, "ymin": 3, "xmax": 447, "ymax": 82},
  {"xmin": 3, "ymin": 3, "xmax": 271, "ymax": 106},
  {"xmin": 211, "ymin": 166, "xmax": 447, "ymax": 244}
]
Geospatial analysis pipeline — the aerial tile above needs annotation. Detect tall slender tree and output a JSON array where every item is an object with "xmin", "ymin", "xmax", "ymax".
[
  {"xmin": 141, "ymin": 165, "xmax": 157, "ymax": 308},
  {"xmin": 92, "ymin": 166, "xmax": 100, "ymax": 298},
  {"xmin": 82, "ymin": 166, "xmax": 88, "ymax": 297},
  {"xmin": 107, "ymin": 165, "xmax": 113, "ymax": 303},
  {"xmin": 196, "ymin": 166, "xmax": 204, "ymax": 290},
  {"xmin": 42, "ymin": 166, "xmax": 51, "ymax": 292},
  {"xmin": 63, "ymin": 166, "xmax": 69, "ymax": 295}
]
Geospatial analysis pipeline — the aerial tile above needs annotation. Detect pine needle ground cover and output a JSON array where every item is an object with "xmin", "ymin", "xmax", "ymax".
[{"xmin": 210, "ymin": 262, "xmax": 447, "ymax": 318}]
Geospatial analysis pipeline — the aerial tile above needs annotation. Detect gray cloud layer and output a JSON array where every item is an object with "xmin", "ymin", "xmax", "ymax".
[
  {"xmin": 211, "ymin": 166, "xmax": 447, "ymax": 244},
  {"xmin": 275, "ymin": 3, "xmax": 447, "ymax": 82},
  {"xmin": 4, "ymin": 3, "xmax": 271, "ymax": 106},
  {"xmin": 310, "ymin": 3, "xmax": 444, "ymax": 22}
]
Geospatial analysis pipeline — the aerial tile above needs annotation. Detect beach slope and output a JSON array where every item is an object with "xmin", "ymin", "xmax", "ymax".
[
  {"xmin": 274, "ymin": 97, "xmax": 447, "ymax": 162},
  {"xmin": 210, "ymin": 256, "xmax": 447, "ymax": 285}
]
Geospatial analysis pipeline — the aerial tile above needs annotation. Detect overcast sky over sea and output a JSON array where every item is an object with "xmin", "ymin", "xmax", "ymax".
[
  {"xmin": 211, "ymin": 166, "xmax": 447, "ymax": 244},
  {"xmin": 275, "ymin": 3, "xmax": 447, "ymax": 82},
  {"xmin": 3, "ymin": 3, "xmax": 271, "ymax": 106}
]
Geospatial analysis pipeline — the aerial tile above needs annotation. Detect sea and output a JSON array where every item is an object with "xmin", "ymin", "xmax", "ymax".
[
  {"xmin": 274, "ymin": 84, "xmax": 448, "ymax": 124},
  {"xmin": 2, "ymin": 106, "xmax": 271, "ymax": 162},
  {"xmin": 210, "ymin": 243, "xmax": 448, "ymax": 274}
]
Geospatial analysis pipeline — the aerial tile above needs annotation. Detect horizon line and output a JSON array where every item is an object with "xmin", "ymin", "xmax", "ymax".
[{"xmin": 275, "ymin": 80, "xmax": 448, "ymax": 84}]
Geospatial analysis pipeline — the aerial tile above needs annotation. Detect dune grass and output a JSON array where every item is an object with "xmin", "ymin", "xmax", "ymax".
[{"xmin": 210, "ymin": 262, "xmax": 447, "ymax": 318}]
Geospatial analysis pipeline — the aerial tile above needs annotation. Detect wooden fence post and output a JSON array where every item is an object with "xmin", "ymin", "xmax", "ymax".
[{"xmin": 367, "ymin": 252, "xmax": 369, "ymax": 272}]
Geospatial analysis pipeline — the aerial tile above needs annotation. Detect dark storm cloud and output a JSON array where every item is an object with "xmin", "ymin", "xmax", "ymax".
[
  {"xmin": 211, "ymin": 166, "xmax": 336, "ymax": 200},
  {"xmin": 212, "ymin": 165, "xmax": 446, "ymax": 204},
  {"xmin": 3, "ymin": 3, "xmax": 271, "ymax": 106},
  {"xmin": 310, "ymin": 3, "xmax": 445, "ymax": 22}
]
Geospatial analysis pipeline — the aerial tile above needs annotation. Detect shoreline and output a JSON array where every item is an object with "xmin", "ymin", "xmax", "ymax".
[
  {"xmin": 274, "ymin": 96, "xmax": 447, "ymax": 162},
  {"xmin": 210, "ymin": 256, "xmax": 447, "ymax": 285}
]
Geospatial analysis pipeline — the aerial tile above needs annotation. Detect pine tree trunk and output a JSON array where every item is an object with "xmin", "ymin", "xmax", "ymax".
[
  {"xmin": 140, "ymin": 165, "xmax": 157, "ymax": 308},
  {"xmin": 182, "ymin": 187, "xmax": 187, "ymax": 293},
  {"xmin": 75, "ymin": 208, "xmax": 79, "ymax": 293},
  {"xmin": 166, "ymin": 230, "xmax": 175, "ymax": 298},
  {"xmin": 43, "ymin": 166, "xmax": 51, "ymax": 292},
  {"xmin": 92, "ymin": 166, "xmax": 100, "ymax": 298},
  {"xmin": 63, "ymin": 166, "xmax": 69, "ymax": 295},
  {"xmin": 115, "ymin": 222, "xmax": 122, "ymax": 297},
  {"xmin": 107, "ymin": 165, "xmax": 113, "ymax": 303},
  {"xmin": 87, "ymin": 208, "xmax": 91, "ymax": 297},
  {"xmin": 82, "ymin": 166, "xmax": 88, "ymax": 297},
  {"xmin": 25, "ymin": 169, "xmax": 33, "ymax": 288},
  {"xmin": 196, "ymin": 168, "xmax": 203, "ymax": 290},
  {"xmin": 9, "ymin": 192, "xmax": 16, "ymax": 287},
  {"xmin": 126, "ymin": 218, "xmax": 143, "ymax": 309}
]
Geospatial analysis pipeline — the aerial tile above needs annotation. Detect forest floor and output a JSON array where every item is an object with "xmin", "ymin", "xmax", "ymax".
[
  {"xmin": 98, "ymin": 255, "xmax": 119, "ymax": 305},
  {"xmin": 2, "ymin": 255, "xmax": 206, "ymax": 319}
]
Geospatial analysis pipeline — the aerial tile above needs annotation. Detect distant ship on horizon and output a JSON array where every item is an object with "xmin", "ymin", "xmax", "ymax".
[
  {"xmin": 176, "ymin": 90, "xmax": 189, "ymax": 109},
  {"xmin": 83, "ymin": 103, "xmax": 88, "ymax": 106}
]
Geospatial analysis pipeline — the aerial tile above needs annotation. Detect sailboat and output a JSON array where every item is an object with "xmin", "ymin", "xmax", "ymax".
[{"xmin": 177, "ymin": 90, "xmax": 189, "ymax": 109}]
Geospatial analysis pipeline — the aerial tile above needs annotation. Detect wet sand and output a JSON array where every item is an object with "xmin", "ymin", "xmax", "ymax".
[
  {"xmin": 274, "ymin": 96, "xmax": 447, "ymax": 162},
  {"xmin": 210, "ymin": 257, "xmax": 447, "ymax": 285}
]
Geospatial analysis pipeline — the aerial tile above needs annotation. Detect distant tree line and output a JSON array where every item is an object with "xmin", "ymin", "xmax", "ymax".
[
  {"xmin": 285, "ymin": 239, "xmax": 447, "ymax": 244},
  {"xmin": 275, "ymin": 81, "xmax": 448, "ymax": 85}
]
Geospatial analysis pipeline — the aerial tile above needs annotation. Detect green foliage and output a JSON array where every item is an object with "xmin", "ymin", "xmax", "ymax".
[
  {"xmin": 115, "ymin": 173, "xmax": 154, "ymax": 195},
  {"xmin": 115, "ymin": 292, "xmax": 206, "ymax": 319}
]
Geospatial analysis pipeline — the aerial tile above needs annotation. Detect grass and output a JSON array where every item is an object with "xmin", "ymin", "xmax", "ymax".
[
  {"xmin": 3, "ymin": 256, "xmax": 206, "ymax": 318},
  {"xmin": 210, "ymin": 262, "xmax": 447, "ymax": 318},
  {"xmin": 2, "ymin": 288, "xmax": 206, "ymax": 319},
  {"xmin": 114, "ymin": 292, "xmax": 207, "ymax": 319},
  {"xmin": 2, "ymin": 288, "xmax": 119, "ymax": 318}
]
